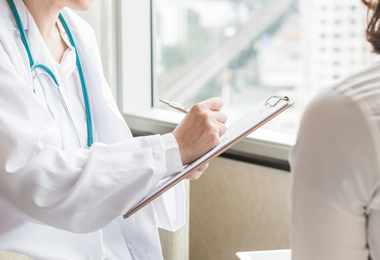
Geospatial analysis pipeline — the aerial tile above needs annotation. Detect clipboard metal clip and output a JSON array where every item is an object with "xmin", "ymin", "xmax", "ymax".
[{"xmin": 265, "ymin": 96, "xmax": 289, "ymax": 107}]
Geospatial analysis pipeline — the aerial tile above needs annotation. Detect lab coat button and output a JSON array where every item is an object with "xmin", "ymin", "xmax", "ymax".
[{"xmin": 90, "ymin": 254, "xmax": 104, "ymax": 260}]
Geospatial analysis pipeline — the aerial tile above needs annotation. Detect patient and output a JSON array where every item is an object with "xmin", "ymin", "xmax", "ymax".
[{"xmin": 290, "ymin": 1, "xmax": 380, "ymax": 259}]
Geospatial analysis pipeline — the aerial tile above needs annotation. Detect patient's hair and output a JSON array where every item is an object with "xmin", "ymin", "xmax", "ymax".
[{"xmin": 363, "ymin": 0, "xmax": 380, "ymax": 54}]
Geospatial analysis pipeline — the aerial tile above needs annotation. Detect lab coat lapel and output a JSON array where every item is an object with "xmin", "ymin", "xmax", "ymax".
[
  {"xmin": 0, "ymin": 0, "xmax": 31, "ymax": 85},
  {"xmin": 0, "ymin": 0, "xmax": 28, "ymax": 30}
]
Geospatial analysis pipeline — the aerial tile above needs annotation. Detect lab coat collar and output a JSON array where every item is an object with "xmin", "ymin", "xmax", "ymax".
[
  {"xmin": 59, "ymin": 47, "xmax": 76, "ymax": 73},
  {"xmin": 0, "ymin": 0, "xmax": 29, "ymax": 30},
  {"xmin": 57, "ymin": 19, "xmax": 76, "ymax": 73}
]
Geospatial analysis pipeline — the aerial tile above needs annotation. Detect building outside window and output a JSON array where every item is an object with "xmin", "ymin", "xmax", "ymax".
[{"xmin": 152, "ymin": 0, "xmax": 377, "ymax": 134}]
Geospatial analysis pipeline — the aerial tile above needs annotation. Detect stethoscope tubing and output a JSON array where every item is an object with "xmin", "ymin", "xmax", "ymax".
[
  {"xmin": 32, "ymin": 71, "xmax": 82, "ymax": 148},
  {"xmin": 56, "ymin": 87, "xmax": 83, "ymax": 148},
  {"xmin": 59, "ymin": 13, "xmax": 93, "ymax": 147},
  {"xmin": 6, "ymin": 0, "xmax": 93, "ymax": 147}
]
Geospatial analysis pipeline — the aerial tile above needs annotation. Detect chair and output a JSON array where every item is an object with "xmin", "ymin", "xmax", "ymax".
[{"xmin": 0, "ymin": 251, "xmax": 33, "ymax": 260}]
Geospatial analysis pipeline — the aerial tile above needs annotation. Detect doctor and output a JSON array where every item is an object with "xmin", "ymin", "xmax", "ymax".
[{"xmin": 0, "ymin": 0, "xmax": 227, "ymax": 259}]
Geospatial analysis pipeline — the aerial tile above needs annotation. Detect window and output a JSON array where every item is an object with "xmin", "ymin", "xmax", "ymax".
[
  {"xmin": 119, "ymin": 0, "xmax": 377, "ymax": 161},
  {"xmin": 153, "ymin": 0, "xmax": 301, "ymax": 134},
  {"xmin": 151, "ymin": 0, "xmax": 374, "ymax": 132}
]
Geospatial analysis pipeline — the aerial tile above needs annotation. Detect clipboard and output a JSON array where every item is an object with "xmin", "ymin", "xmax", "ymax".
[{"xmin": 124, "ymin": 96, "xmax": 294, "ymax": 219}]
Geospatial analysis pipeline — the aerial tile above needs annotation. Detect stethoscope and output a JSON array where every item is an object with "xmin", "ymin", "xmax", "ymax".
[{"xmin": 7, "ymin": 0, "xmax": 93, "ymax": 148}]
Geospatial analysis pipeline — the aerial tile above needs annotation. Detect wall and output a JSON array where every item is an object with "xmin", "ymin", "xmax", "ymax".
[{"xmin": 190, "ymin": 157, "xmax": 291, "ymax": 260}]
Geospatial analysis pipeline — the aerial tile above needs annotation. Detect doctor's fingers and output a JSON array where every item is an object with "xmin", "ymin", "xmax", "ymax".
[
  {"xmin": 186, "ymin": 163, "xmax": 209, "ymax": 180},
  {"xmin": 212, "ymin": 110, "xmax": 227, "ymax": 124},
  {"xmin": 216, "ymin": 122, "xmax": 227, "ymax": 137},
  {"xmin": 198, "ymin": 163, "xmax": 209, "ymax": 172},
  {"xmin": 204, "ymin": 97, "xmax": 224, "ymax": 111}
]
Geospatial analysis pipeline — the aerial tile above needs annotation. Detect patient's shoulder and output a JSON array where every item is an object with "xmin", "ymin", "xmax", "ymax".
[
  {"xmin": 296, "ymin": 62, "xmax": 380, "ymax": 171},
  {"xmin": 305, "ymin": 62, "xmax": 380, "ymax": 128},
  {"xmin": 331, "ymin": 62, "xmax": 380, "ymax": 106}
]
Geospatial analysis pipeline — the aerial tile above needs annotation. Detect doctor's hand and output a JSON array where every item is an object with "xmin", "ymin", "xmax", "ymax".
[{"xmin": 173, "ymin": 97, "xmax": 227, "ymax": 166}]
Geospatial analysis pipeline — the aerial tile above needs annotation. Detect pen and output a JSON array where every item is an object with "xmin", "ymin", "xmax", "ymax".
[{"xmin": 159, "ymin": 99, "xmax": 189, "ymax": 114}]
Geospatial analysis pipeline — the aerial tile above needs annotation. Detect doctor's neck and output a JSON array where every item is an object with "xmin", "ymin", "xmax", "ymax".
[
  {"xmin": 22, "ymin": 0, "xmax": 94, "ymax": 63},
  {"xmin": 22, "ymin": 0, "xmax": 63, "ymax": 40},
  {"xmin": 23, "ymin": 0, "xmax": 93, "ymax": 38}
]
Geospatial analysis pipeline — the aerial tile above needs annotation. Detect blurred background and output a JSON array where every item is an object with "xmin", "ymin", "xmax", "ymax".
[{"xmin": 153, "ymin": 0, "xmax": 378, "ymax": 133}]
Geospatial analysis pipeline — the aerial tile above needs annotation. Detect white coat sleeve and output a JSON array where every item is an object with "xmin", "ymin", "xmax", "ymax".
[
  {"xmin": 0, "ymin": 45, "xmax": 170, "ymax": 234},
  {"xmin": 290, "ymin": 90, "xmax": 380, "ymax": 260},
  {"xmin": 161, "ymin": 133, "xmax": 184, "ymax": 177}
]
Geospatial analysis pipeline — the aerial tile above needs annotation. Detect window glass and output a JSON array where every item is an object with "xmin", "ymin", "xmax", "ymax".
[{"xmin": 153, "ymin": 0, "xmax": 377, "ymax": 133}]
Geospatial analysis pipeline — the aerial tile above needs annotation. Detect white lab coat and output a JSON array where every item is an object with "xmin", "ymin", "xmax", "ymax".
[{"xmin": 0, "ymin": 1, "xmax": 186, "ymax": 259}]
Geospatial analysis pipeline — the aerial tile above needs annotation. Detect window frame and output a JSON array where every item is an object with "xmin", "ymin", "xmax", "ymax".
[{"xmin": 118, "ymin": 0, "xmax": 296, "ymax": 163}]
